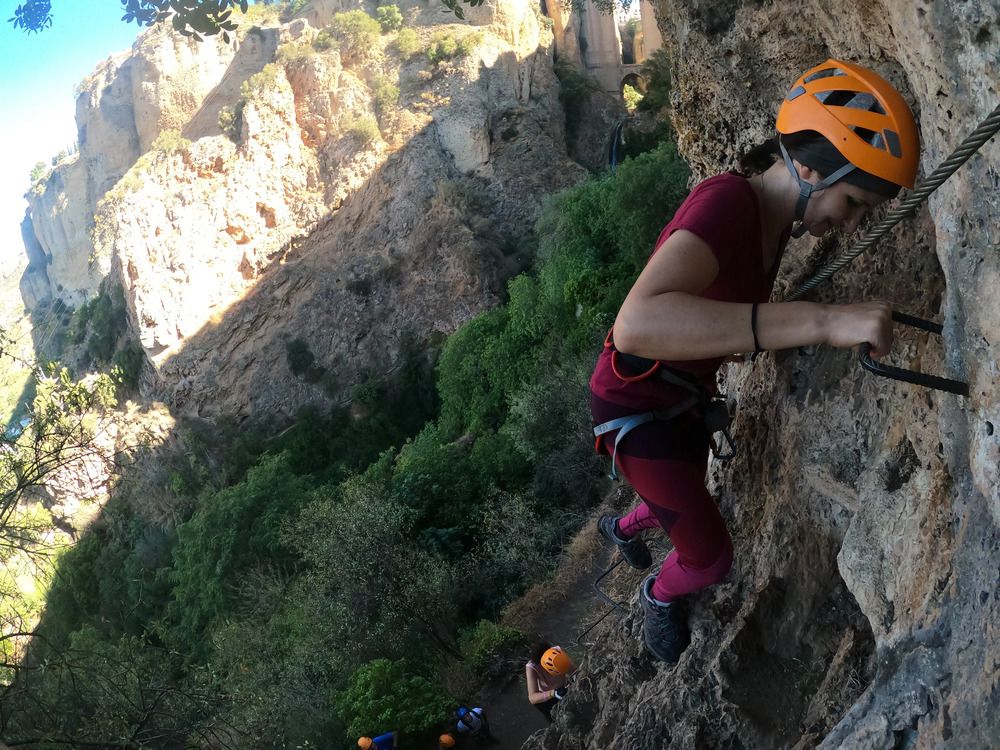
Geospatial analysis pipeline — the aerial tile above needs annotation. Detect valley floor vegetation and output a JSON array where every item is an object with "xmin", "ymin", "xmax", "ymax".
[{"xmin": 0, "ymin": 138, "xmax": 688, "ymax": 747}]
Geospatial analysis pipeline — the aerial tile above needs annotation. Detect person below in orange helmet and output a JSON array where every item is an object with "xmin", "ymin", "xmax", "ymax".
[
  {"xmin": 358, "ymin": 730, "xmax": 397, "ymax": 750},
  {"xmin": 525, "ymin": 642, "xmax": 576, "ymax": 721}
]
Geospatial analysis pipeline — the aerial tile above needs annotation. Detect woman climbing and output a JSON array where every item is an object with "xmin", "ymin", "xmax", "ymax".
[
  {"xmin": 591, "ymin": 59, "xmax": 920, "ymax": 663},
  {"xmin": 525, "ymin": 643, "xmax": 576, "ymax": 721}
]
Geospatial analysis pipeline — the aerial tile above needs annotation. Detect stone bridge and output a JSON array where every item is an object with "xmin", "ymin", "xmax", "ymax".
[{"xmin": 579, "ymin": 0, "xmax": 662, "ymax": 93}]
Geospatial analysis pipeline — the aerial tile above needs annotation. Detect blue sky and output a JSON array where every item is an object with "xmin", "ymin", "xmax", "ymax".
[{"xmin": 0, "ymin": 2, "xmax": 141, "ymax": 275}]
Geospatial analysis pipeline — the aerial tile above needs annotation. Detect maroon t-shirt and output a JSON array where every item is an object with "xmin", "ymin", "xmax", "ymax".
[{"xmin": 590, "ymin": 172, "xmax": 789, "ymax": 412}]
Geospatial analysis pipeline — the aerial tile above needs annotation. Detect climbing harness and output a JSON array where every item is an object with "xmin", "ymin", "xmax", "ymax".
[
  {"xmin": 593, "ymin": 329, "xmax": 736, "ymax": 481},
  {"xmin": 782, "ymin": 103, "xmax": 1000, "ymax": 396}
]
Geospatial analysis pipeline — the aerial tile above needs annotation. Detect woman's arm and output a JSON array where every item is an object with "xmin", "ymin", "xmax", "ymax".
[
  {"xmin": 525, "ymin": 664, "xmax": 555, "ymax": 705},
  {"xmin": 613, "ymin": 230, "xmax": 893, "ymax": 360}
]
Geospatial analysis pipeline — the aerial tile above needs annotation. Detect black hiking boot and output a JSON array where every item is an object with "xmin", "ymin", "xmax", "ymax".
[
  {"xmin": 598, "ymin": 514, "xmax": 652, "ymax": 570},
  {"xmin": 640, "ymin": 576, "xmax": 690, "ymax": 664}
]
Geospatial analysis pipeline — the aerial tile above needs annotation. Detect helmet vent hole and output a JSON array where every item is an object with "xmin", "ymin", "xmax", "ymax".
[
  {"xmin": 849, "ymin": 125, "xmax": 886, "ymax": 150},
  {"xmin": 814, "ymin": 90, "xmax": 885, "ymax": 114},
  {"xmin": 883, "ymin": 129, "xmax": 902, "ymax": 157},
  {"xmin": 804, "ymin": 68, "xmax": 847, "ymax": 83},
  {"xmin": 845, "ymin": 92, "xmax": 885, "ymax": 114}
]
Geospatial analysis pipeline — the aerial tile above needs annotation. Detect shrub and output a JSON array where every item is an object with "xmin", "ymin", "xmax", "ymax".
[
  {"xmin": 553, "ymin": 58, "xmax": 597, "ymax": 141},
  {"xmin": 236, "ymin": 2, "xmax": 282, "ymax": 27},
  {"xmin": 29, "ymin": 160, "xmax": 48, "ymax": 185},
  {"xmin": 240, "ymin": 63, "xmax": 282, "ymax": 101},
  {"xmin": 456, "ymin": 31, "xmax": 482, "ymax": 58},
  {"xmin": 347, "ymin": 115, "xmax": 380, "ymax": 144},
  {"xmin": 328, "ymin": 10, "xmax": 382, "ymax": 63},
  {"xmin": 426, "ymin": 33, "xmax": 458, "ymax": 65},
  {"xmin": 165, "ymin": 453, "xmax": 312, "ymax": 654},
  {"xmin": 458, "ymin": 619, "xmax": 526, "ymax": 677},
  {"xmin": 372, "ymin": 76, "xmax": 399, "ymax": 117},
  {"xmin": 393, "ymin": 27, "xmax": 421, "ymax": 58},
  {"xmin": 218, "ymin": 103, "xmax": 243, "ymax": 140},
  {"xmin": 277, "ymin": 41, "xmax": 316, "ymax": 62},
  {"xmin": 70, "ymin": 284, "xmax": 128, "ymax": 366},
  {"xmin": 111, "ymin": 339, "xmax": 144, "ymax": 393},
  {"xmin": 150, "ymin": 128, "xmax": 190, "ymax": 154},
  {"xmin": 313, "ymin": 28, "xmax": 336, "ymax": 51},
  {"xmin": 375, "ymin": 4, "xmax": 403, "ymax": 32},
  {"xmin": 285, "ymin": 338, "xmax": 315, "ymax": 377},
  {"xmin": 281, "ymin": 0, "xmax": 311, "ymax": 21}
]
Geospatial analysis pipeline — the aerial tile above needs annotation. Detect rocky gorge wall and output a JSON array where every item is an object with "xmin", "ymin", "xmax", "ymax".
[
  {"xmin": 528, "ymin": 1, "xmax": 999, "ymax": 749},
  {"xmin": 20, "ymin": 0, "xmax": 593, "ymax": 419}
]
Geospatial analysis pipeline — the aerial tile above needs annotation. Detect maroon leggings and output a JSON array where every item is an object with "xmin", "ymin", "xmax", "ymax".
[{"xmin": 594, "ymin": 396, "xmax": 733, "ymax": 602}]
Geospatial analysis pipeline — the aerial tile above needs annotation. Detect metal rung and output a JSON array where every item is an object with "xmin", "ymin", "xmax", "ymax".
[{"xmin": 859, "ymin": 311, "xmax": 969, "ymax": 396}]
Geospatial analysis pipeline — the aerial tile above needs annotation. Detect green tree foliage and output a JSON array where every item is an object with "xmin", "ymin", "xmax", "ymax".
[
  {"xmin": 28, "ymin": 160, "xmax": 48, "ymax": 184},
  {"xmin": 638, "ymin": 48, "xmax": 671, "ymax": 112},
  {"xmin": 553, "ymin": 58, "xmax": 598, "ymax": 142},
  {"xmin": 375, "ymin": 4, "xmax": 402, "ymax": 32},
  {"xmin": 289, "ymin": 469, "xmax": 465, "ymax": 664},
  {"xmin": 2, "ymin": 366, "xmax": 119, "ymax": 538},
  {"xmin": 111, "ymin": 338, "xmax": 145, "ymax": 392},
  {"xmin": 336, "ymin": 659, "xmax": 453, "ymax": 740},
  {"xmin": 10, "ymin": 0, "xmax": 246, "ymax": 40},
  {"xmin": 164, "ymin": 452, "xmax": 312, "ymax": 655},
  {"xmin": 1, "ymin": 625, "xmax": 231, "ymax": 746},
  {"xmin": 623, "ymin": 82, "xmax": 642, "ymax": 111}
]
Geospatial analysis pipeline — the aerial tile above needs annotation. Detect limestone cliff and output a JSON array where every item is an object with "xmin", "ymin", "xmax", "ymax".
[
  {"xmin": 528, "ymin": 2, "xmax": 999, "ymax": 749},
  {"xmin": 22, "ymin": 0, "xmax": 590, "ymax": 419}
]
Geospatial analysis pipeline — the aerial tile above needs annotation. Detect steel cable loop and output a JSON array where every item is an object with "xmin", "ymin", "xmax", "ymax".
[{"xmin": 787, "ymin": 103, "xmax": 1000, "ymax": 300}]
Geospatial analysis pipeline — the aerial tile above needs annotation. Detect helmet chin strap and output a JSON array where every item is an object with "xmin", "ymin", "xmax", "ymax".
[{"xmin": 779, "ymin": 140, "xmax": 857, "ymax": 238}]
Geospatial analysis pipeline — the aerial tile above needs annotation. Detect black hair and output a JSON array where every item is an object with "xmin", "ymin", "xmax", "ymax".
[
  {"xmin": 738, "ymin": 136, "xmax": 781, "ymax": 176},
  {"xmin": 738, "ymin": 131, "xmax": 901, "ymax": 198}
]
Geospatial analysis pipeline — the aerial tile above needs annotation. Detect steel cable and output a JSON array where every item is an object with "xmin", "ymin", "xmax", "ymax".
[{"xmin": 787, "ymin": 102, "xmax": 1000, "ymax": 300}]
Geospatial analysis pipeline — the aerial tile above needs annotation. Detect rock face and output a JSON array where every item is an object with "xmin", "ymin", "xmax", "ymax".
[
  {"xmin": 24, "ymin": 31, "xmax": 241, "ymax": 309},
  {"xmin": 528, "ymin": 2, "xmax": 1000, "ymax": 749},
  {"xmin": 22, "ymin": 2, "xmax": 589, "ymax": 419}
]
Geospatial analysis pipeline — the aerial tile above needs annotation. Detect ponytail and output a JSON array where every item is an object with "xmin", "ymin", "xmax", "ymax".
[{"xmin": 738, "ymin": 137, "xmax": 780, "ymax": 176}]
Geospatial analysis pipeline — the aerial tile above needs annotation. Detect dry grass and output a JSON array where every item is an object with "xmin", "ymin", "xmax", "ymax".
[{"xmin": 499, "ymin": 484, "xmax": 639, "ymax": 636}]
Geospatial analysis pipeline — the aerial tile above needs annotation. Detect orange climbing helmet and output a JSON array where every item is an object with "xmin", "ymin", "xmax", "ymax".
[
  {"xmin": 358, "ymin": 739, "xmax": 373, "ymax": 749},
  {"xmin": 439, "ymin": 734, "xmax": 456, "ymax": 749},
  {"xmin": 776, "ymin": 58, "xmax": 919, "ymax": 189},
  {"xmin": 540, "ymin": 646, "xmax": 572, "ymax": 676}
]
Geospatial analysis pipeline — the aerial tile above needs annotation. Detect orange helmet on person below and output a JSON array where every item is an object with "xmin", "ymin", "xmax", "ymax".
[
  {"xmin": 776, "ymin": 58, "xmax": 919, "ymax": 189},
  {"xmin": 358, "ymin": 739, "xmax": 373, "ymax": 749},
  {"xmin": 541, "ymin": 646, "xmax": 572, "ymax": 676},
  {"xmin": 439, "ymin": 734, "xmax": 456, "ymax": 749}
]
